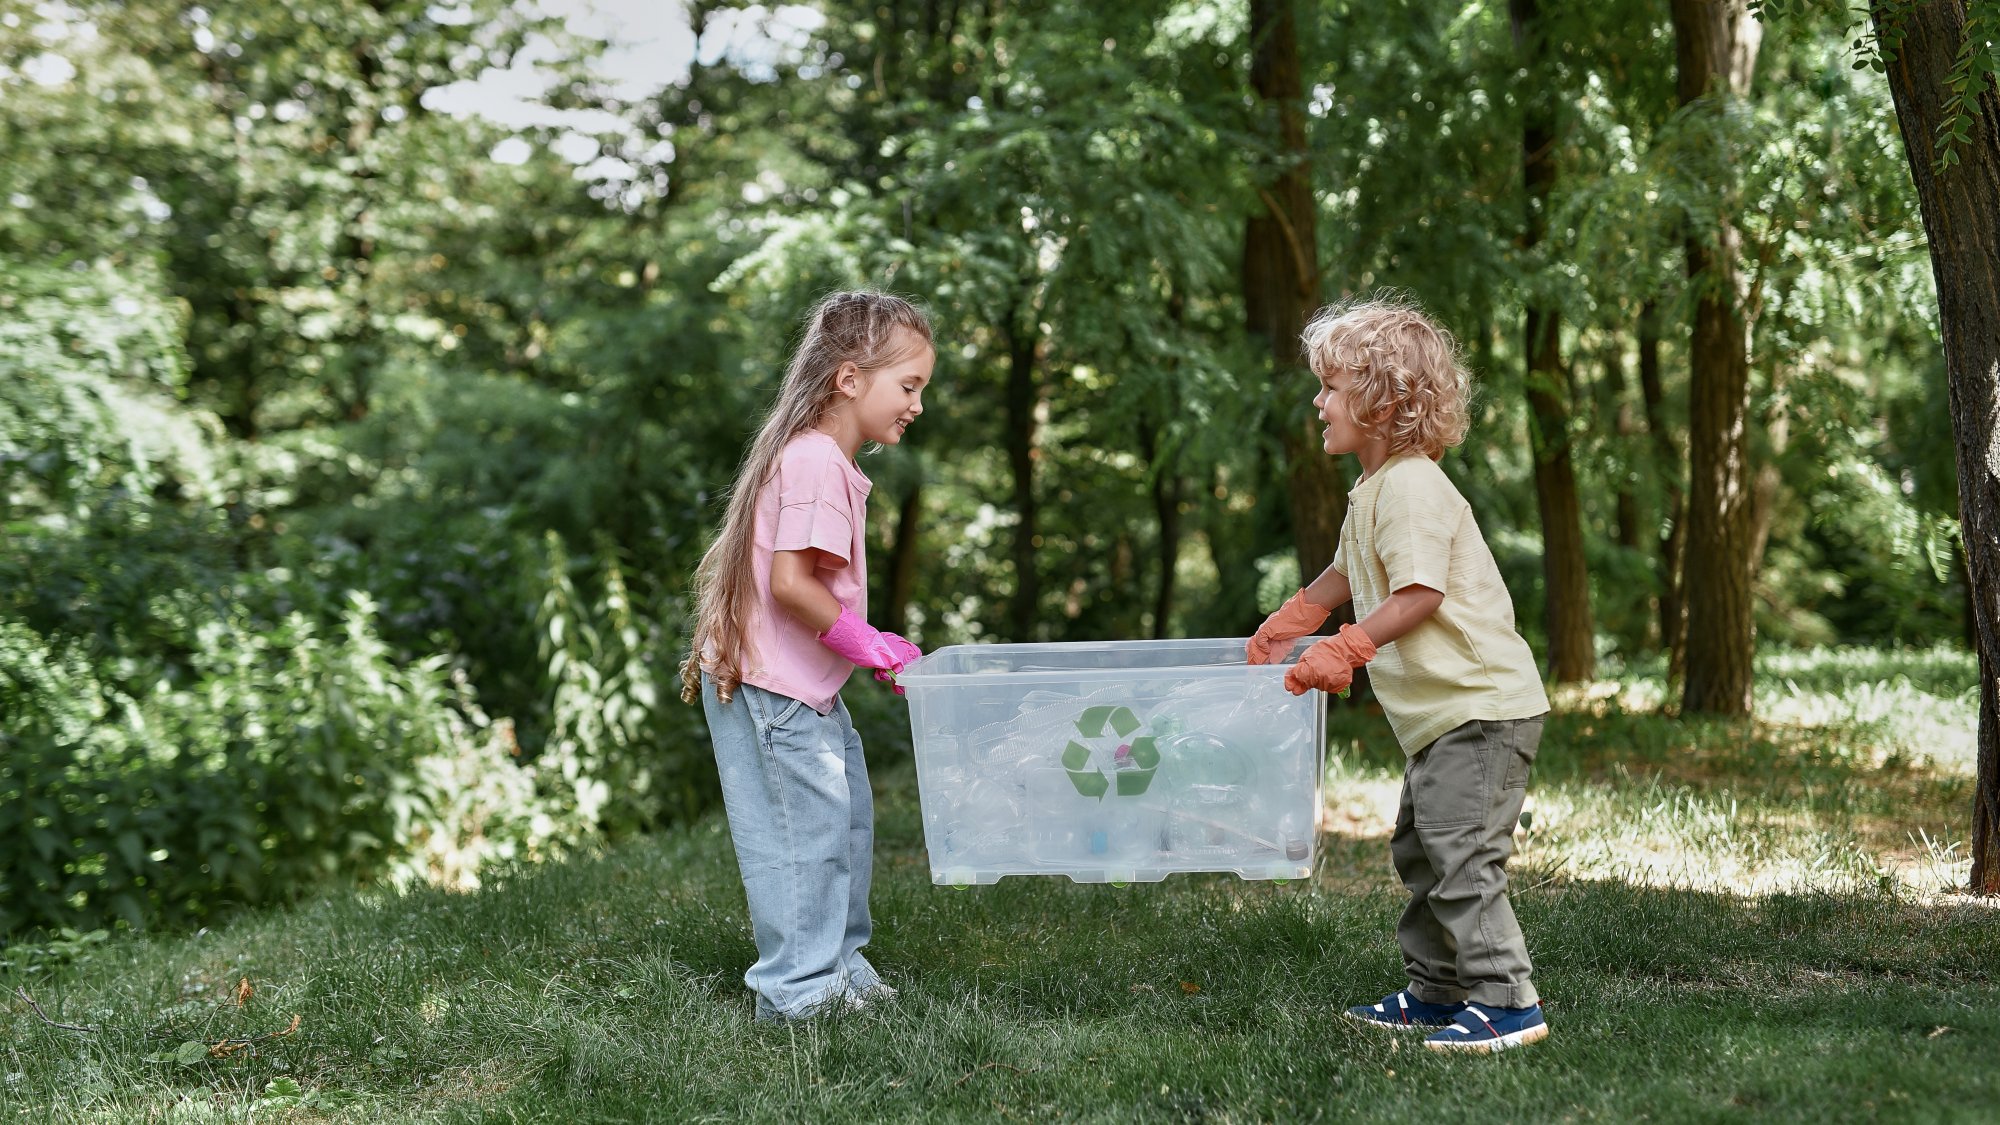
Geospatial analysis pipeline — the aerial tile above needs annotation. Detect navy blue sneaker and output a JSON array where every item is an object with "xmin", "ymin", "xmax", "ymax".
[
  {"xmin": 1344, "ymin": 989, "xmax": 1467, "ymax": 1030},
  {"xmin": 1424, "ymin": 1002, "xmax": 1549, "ymax": 1052}
]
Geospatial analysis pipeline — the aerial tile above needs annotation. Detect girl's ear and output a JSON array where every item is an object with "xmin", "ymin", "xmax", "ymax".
[{"xmin": 833, "ymin": 360, "xmax": 862, "ymax": 399}]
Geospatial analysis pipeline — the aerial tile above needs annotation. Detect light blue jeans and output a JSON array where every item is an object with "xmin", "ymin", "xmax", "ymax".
[{"xmin": 701, "ymin": 675, "xmax": 883, "ymax": 1020}]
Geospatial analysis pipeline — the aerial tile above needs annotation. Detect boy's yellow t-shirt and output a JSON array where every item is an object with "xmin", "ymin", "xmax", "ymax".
[{"xmin": 1332, "ymin": 454, "xmax": 1550, "ymax": 755}]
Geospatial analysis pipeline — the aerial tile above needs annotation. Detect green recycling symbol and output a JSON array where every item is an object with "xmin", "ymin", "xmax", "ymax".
[{"xmin": 1061, "ymin": 704, "xmax": 1161, "ymax": 799}]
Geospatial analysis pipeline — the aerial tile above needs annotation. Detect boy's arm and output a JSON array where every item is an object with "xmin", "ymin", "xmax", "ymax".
[
  {"xmin": 1302, "ymin": 563, "xmax": 1354, "ymax": 611},
  {"xmin": 1246, "ymin": 564, "xmax": 1354, "ymax": 665},
  {"xmin": 1356, "ymin": 583, "xmax": 1444, "ymax": 645},
  {"xmin": 1282, "ymin": 582, "xmax": 1443, "ymax": 697},
  {"xmin": 769, "ymin": 548, "xmax": 841, "ymax": 632}
]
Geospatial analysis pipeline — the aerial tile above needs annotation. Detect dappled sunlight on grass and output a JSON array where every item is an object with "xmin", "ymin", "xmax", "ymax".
[{"xmin": 1321, "ymin": 645, "xmax": 1981, "ymax": 900}]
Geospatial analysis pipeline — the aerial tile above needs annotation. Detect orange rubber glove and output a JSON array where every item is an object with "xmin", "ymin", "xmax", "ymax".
[
  {"xmin": 1247, "ymin": 589, "xmax": 1334, "ymax": 665},
  {"xmin": 1284, "ymin": 623, "xmax": 1378, "ymax": 696}
]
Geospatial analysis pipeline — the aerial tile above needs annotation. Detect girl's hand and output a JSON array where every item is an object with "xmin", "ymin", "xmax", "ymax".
[
  {"xmin": 818, "ymin": 607, "xmax": 920, "ymax": 693},
  {"xmin": 1283, "ymin": 623, "xmax": 1378, "ymax": 696},
  {"xmin": 1247, "ymin": 589, "xmax": 1333, "ymax": 664},
  {"xmin": 871, "ymin": 632, "xmax": 921, "ymax": 696}
]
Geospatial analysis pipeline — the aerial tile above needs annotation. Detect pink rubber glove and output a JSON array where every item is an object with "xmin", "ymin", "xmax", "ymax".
[
  {"xmin": 1284, "ymin": 623, "xmax": 1378, "ymax": 696},
  {"xmin": 818, "ymin": 606, "xmax": 921, "ymax": 695},
  {"xmin": 1247, "ymin": 589, "xmax": 1334, "ymax": 665}
]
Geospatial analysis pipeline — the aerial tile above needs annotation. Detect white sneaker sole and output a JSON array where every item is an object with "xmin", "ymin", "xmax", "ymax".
[{"xmin": 1424, "ymin": 1022, "xmax": 1549, "ymax": 1053}]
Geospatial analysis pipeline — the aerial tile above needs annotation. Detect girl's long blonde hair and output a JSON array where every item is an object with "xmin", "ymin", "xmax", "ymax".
[{"xmin": 680, "ymin": 290, "xmax": 933, "ymax": 704}]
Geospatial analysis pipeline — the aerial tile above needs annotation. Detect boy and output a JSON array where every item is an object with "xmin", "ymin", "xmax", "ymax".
[{"xmin": 1246, "ymin": 296, "xmax": 1552, "ymax": 1053}]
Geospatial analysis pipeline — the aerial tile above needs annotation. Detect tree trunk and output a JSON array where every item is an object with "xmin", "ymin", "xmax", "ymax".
[
  {"xmin": 1872, "ymin": 0, "xmax": 2000, "ymax": 893},
  {"xmin": 1137, "ymin": 413, "xmax": 1187, "ymax": 639},
  {"xmin": 1244, "ymin": 0, "xmax": 1347, "ymax": 578},
  {"xmin": 1004, "ymin": 290, "xmax": 1042, "ymax": 641},
  {"xmin": 1747, "ymin": 374, "xmax": 1790, "ymax": 578},
  {"xmin": 1512, "ymin": 0, "xmax": 1596, "ymax": 682},
  {"xmin": 1637, "ymin": 299, "xmax": 1688, "ymax": 678},
  {"xmin": 882, "ymin": 476, "xmax": 923, "ymax": 637},
  {"xmin": 1604, "ymin": 344, "xmax": 1646, "ymax": 556},
  {"xmin": 1672, "ymin": 0, "xmax": 1760, "ymax": 716}
]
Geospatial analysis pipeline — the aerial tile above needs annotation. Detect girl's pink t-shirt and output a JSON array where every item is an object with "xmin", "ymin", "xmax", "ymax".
[{"xmin": 738, "ymin": 430, "xmax": 873, "ymax": 714}]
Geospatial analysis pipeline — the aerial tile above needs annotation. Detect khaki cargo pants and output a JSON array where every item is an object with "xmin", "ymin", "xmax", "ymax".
[{"xmin": 1392, "ymin": 714, "xmax": 1546, "ymax": 1009}]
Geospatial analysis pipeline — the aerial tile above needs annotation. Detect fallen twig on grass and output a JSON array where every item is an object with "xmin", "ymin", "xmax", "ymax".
[
  {"xmin": 953, "ymin": 1061, "xmax": 1034, "ymax": 1087},
  {"xmin": 15, "ymin": 986, "xmax": 95, "ymax": 1033},
  {"xmin": 208, "ymin": 1012, "xmax": 302, "ymax": 1057}
]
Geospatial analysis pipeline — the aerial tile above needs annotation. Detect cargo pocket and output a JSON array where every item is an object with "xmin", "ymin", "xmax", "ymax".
[
  {"xmin": 1409, "ymin": 721, "xmax": 1493, "ymax": 828},
  {"xmin": 1502, "ymin": 716, "xmax": 1545, "ymax": 790}
]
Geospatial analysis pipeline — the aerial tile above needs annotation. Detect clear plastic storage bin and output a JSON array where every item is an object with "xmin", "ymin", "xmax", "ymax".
[{"xmin": 896, "ymin": 638, "xmax": 1325, "ymax": 885}]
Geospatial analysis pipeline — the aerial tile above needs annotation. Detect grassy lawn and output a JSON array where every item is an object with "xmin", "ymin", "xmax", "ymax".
[{"xmin": 6, "ymin": 648, "xmax": 1997, "ymax": 1122}]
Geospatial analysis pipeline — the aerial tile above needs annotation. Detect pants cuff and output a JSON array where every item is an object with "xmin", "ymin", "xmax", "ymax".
[
  {"xmin": 1407, "ymin": 981, "xmax": 1469, "ymax": 1005},
  {"xmin": 1466, "ymin": 983, "xmax": 1539, "ymax": 1009},
  {"xmin": 753, "ymin": 980, "xmax": 846, "ymax": 1022}
]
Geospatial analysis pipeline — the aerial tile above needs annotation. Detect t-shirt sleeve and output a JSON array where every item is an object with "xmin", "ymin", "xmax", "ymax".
[
  {"xmin": 771, "ymin": 442, "xmax": 856, "ymax": 569},
  {"xmin": 1372, "ymin": 467, "xmax": 1457, "ymax": 595}
]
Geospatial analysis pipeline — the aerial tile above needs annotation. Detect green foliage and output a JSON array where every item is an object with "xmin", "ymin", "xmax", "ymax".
[
  {"xmin": 0, "ymin": 260, "xmax": 214, "ymax": 520},
  {"xmin": 0, "ymin": 0, "xmax": 1981, "ymax": 931},
  {"xmin": 0, "ymin": 592, "xmax": 575, "ymax": 935},
  {"xmin": 0, "ymin": 926, "xmax": 107, "ymax": 979},
  {"xmin": 1754, "ymin": 0, "xmax": 2000, "ymax": 172},
  {"xmin": 536, "ymin": 531, "xmax": 713, "ymax": 835}
]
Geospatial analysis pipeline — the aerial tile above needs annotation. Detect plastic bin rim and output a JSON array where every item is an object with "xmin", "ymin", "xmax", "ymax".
[{"xmin": 896, "ymin": 635, "xmax": 1317, "ymax": 687}]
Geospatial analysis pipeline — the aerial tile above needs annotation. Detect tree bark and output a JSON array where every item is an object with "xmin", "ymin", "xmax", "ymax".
[
  {"xmin": 1244, "ymin": 0, "xmax": 1347, "ymax": 578},
  {"xmin": 1637, "ymin": 299, "xmax": 1688, "ymax": 678},
  {"xmin": 1512, "ymin": 0, "xmax": 1596, "ymax": 682},
  {"xmin": 1872, "ymin": 0, "xmax": 2000, "ymax": 893},
  {"xmin": 881, "ymin": 476, "xmax": 923, "ymax": 637},
  {"xmin": 1672, "ymin": 0, "xmax": 1761, "ymax": 715},
  {"xmin": 1747, "ymin": 374, "xmax": 1790, "ymax": 579},
  {"xmin": 1004, "ymin": 288, "xmax": 1042, "ymax": 641},
  {"xmin": 1604, "ymin": 344, "xmax": 1646, "ymax": 556},
  {"xmin": 1137, "ymin": 413, "xmax": 1187, "ymax": 639}
]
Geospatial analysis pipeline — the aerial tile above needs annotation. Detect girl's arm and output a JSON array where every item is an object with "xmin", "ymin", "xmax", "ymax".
[
  {"xmin": 1357, "ymin": 583, "xmax": 1444, "ymax": 645},
  {"xmin": 769, "ymin": 548, "xmax": 841, "ymax": 632},
  {"xmin": 1302, "ymin": 563, "xmax": 1354, "ymax": 611}
]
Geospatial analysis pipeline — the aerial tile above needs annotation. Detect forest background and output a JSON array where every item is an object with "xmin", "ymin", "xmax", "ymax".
[{"xmin": 5, "ymin": 0, "xmax": 1998, "ymax": 936}]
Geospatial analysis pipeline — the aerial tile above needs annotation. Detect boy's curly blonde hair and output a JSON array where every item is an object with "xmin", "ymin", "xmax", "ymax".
[{"xmin": 1301, "ymin": 293, "xmax": 1473, "ymax": 460}]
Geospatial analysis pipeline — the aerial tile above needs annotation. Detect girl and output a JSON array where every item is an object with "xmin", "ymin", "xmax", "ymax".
[{"xmin": 679, "ymin": 290, "xmax": 934, "ymax": 1021}]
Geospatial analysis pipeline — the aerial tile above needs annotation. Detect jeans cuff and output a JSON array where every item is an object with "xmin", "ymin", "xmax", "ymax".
[{"xmin": 753, "ymin": 980, "xmax": 847, "ymax": 1022}]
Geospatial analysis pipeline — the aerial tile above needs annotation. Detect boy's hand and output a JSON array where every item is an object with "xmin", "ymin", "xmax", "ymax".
[
  {"xmin": 1247, "ymin": 589, "xmax": 1333, "ymax": 664},
  {"xmin": 1283, "ymin": 623, "xmax": 1378, "ymax": 696}
]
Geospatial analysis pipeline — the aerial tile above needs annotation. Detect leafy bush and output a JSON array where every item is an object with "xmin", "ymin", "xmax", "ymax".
[{"xmin": 0, "ymin": 594, "xmax": 577, "ymax": 934}]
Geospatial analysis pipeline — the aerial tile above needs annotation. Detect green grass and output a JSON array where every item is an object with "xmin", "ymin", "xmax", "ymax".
[{"xmin": 6, "ymin": 647, "xmax": 1998, "ymax": 1122}]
